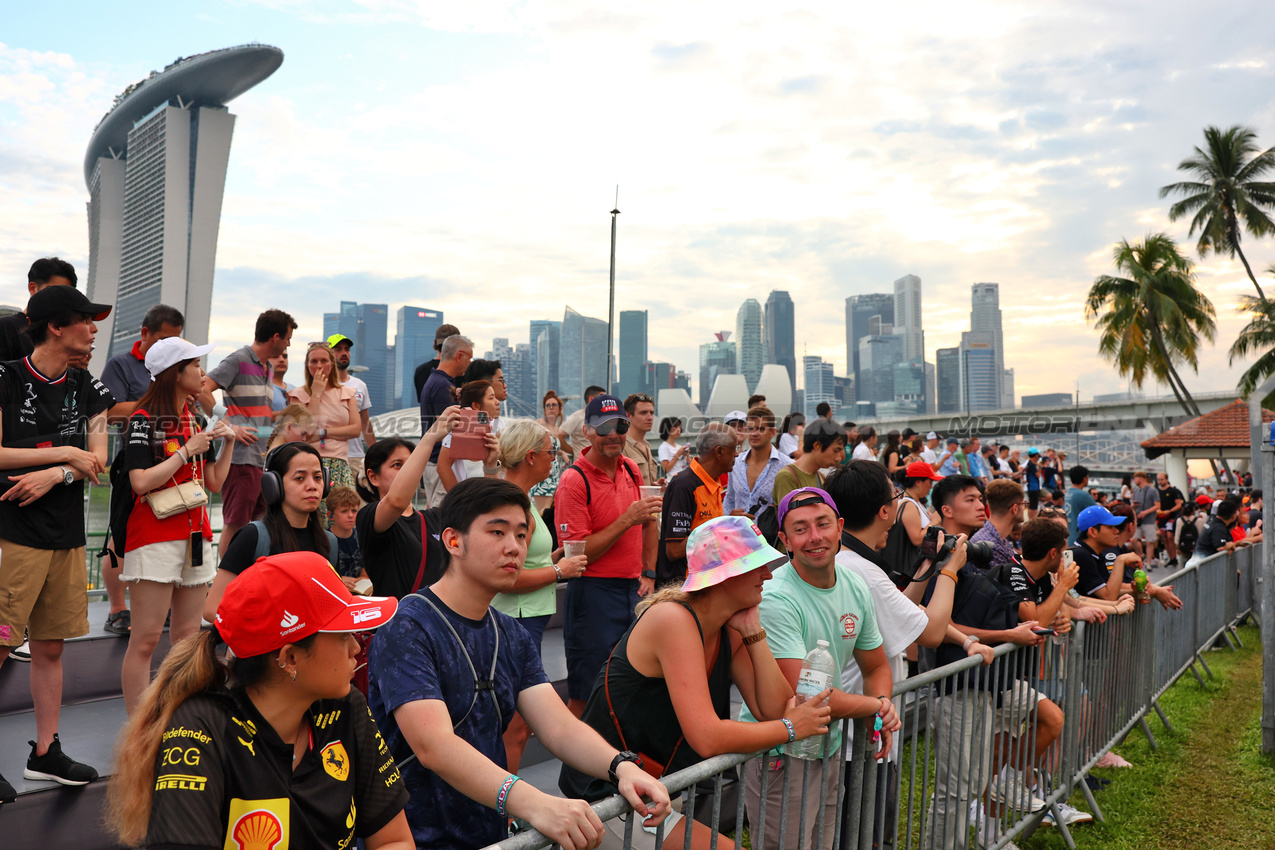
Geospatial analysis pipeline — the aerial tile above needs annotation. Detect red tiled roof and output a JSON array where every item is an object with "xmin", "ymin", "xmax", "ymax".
[{"xmin": 1141, "ymin": 399, "xmax": 1275, "ymax": 458}]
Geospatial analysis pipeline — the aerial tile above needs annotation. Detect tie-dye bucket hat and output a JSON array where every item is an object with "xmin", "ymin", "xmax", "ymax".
[{"xmin": 682, "ymin": 515, "xmax": 790, "ymax": 592}]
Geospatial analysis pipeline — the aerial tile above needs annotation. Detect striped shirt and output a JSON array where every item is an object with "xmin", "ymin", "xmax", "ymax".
[{"xmin": 206, "ymin": 345, "xmax": 273, "ymax": 467}]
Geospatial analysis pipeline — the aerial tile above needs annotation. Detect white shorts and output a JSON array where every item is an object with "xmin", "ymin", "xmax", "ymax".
[
  {"xmin": 1133, "ymin": 523, "xmax": 1158, "ymax": 542},
  {"xmin": 122, "ymin": 537, "xmax": 217, "ymax": 586},
  {"xmin": 995, "ymin": 680, "xmax": 1047, "ymax": 734}
]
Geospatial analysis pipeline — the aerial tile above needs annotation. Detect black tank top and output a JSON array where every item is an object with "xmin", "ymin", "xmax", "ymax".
[{"xmin": 559, "ymin": 601, "xmax": 733, "ymax": 801}]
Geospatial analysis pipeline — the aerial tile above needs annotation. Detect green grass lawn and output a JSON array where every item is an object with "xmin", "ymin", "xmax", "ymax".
[{"xmin": 1018, "ymin": 624, "xmax": 1274, "ymax": 850}]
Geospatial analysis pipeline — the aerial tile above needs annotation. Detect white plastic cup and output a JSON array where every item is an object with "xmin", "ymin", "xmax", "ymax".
[
  {"xmin": 639, "ymin": 485, "xmax": 663, "ymax": 499},
  {"xmin": 563, "ymin": 540, "xmax": 587, "ymax": 560}
]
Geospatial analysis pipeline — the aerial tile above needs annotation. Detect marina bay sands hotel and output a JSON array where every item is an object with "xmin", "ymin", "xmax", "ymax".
[{"xmin": 83, "ymin": 44, "xmax": 283, "ymax": 362}]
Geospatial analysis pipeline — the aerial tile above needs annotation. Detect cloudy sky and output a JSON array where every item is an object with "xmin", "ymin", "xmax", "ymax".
[{"xmin": 3, "ymin": 0, "xmax": 1274, "ymax": 408}]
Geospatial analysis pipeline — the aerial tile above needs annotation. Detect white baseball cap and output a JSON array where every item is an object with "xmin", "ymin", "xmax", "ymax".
[
  {"xmin": 926, "ymin": 431, "xmax": 939, "ymax": 440},
  {"xmin": 144, "ymin": 337, "xmax": 216, "ymax": 380},
  {"xmin": 725, "ymin": 410, "xmax": 748, "ymax": 425}
]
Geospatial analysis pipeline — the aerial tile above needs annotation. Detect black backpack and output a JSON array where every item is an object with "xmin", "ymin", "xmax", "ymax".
[
  {"xmin": 99, "ymin": 447, "xmax": 134, "ymax": 570},
  {"xmin": 543, "ymin": 462, "xmax": 640, "ymax": 550}
]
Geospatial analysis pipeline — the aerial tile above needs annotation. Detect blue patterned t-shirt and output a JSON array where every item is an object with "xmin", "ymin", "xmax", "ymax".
[{"xmin": 367, "ymin": 588, "xmax": 549, "ymax": 849}]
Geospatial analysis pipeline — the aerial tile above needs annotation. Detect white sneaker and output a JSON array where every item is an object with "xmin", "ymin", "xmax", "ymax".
[
  {"xmin": 10, "ymin": 641, "xmax": 31, "ymax": 662},
  {"xmin": 1043, "ymin": 802, "xmax": 1093, "ymax": 827},
  {"xmin": 987, "ymin": 767, "xmax": 1047, "ymax": 813}
]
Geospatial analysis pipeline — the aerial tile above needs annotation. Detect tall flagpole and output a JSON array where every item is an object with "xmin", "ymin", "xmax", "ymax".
[{"xmin": 607, "ymin": 186, "xmax": 620, "ymax": 395}]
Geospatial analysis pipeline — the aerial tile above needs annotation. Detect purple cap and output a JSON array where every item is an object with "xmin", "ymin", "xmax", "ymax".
[
  {"xmin": 776, "ymin": 487, "xmax": 840, "ymax": 529},
  {"xmin": 584, "ymin": 393, "xmax": 628, "ymax": 428}
]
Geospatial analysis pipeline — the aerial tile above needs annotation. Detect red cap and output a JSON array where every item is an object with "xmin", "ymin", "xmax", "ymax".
[
  {"xmin": 215, "ymin": 552, "xmax": 397, "ymax": 658},
  {"xmin": 904, "ymin": 460, "xmax": 943, "ymax": 481},
  {"xmin": 1195, "ymin": 494, "xmax": 1214, "ymax": 506}
]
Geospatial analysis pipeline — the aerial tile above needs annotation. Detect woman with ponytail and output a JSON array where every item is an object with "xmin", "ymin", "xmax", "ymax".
[
  {"xmin": 108, "ymin": 552, "xmax": 411, "ymax": 849},
  {"xmin": 354, "ymin": 406, "xmax": 460, "ymax": 598}
]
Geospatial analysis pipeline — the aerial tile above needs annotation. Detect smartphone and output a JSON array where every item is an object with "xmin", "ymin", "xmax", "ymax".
[
  {"xmin": 450, "ymin": 409, "xmax": 491, "ymax": 461},
  {"xmin": 1031, "ymin": 628, "xmax": 1057, "ymax": 636},
  {"xmin": 1061, "ymin": 549, "xmax": 1075, "ymax": 569}
]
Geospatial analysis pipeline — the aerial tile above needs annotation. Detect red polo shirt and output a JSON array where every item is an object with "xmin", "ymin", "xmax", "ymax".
[{"xmin": 553, "ymin": 447, "xmax": 646, "ymax": 579}]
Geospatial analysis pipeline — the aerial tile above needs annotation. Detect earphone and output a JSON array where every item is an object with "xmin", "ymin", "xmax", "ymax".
[{"xmin": 260, "ymin": 441, "xmax": 331, "ymax": 506}]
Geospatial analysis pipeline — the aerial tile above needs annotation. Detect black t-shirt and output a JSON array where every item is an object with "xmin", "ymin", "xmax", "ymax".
[
  {"xmin": 218, "ymin": 521, "xmax": 332, "ymax": 575},
  {"xmin": 144, "ymin": 686, "xmax": 407, "ymax": 850},
  {"xmin": 655, "ymin": 464, "xmax": 708, "ymax": 585},
  {"xmin": 1250, "ymin": 508, "xmax": 1263, "ymax": 530},
  {"xmin": 1158, "ymin": 486, "xmax": 1185, "ymax": 518},
  {"xmin": 355, "ymin": 503, "xmax": 446, "ymax": 599},
  {"xmin": 1102, "ymin": 543, "xmax": 1138, "ymax": 583},
  {"xmin": 412, "ymin": 358, "xmax": 440, "ymax": 405},
  {"xmin": 1005, "ymin": 562, "xmax": 1052, "ymax": 605},
  {"xmin": 1195, "ymin": 516, "xmax": 1232, "ymax": 558},
  {"xmin": 1070, "ymin": 541, "xmax": 1108, "ymax": 596},
  {"xmin": 0, "ymin": 313, "xmax": 33, "ymax": 362},
  {"xmin": 335, "ymin": 533, "xmax": 364, "ymax": 578},
  {"xmin": 925, "ymin": 564, "xmax": 1022, "ymax": 693},
  {"xmin": 0, "ymin": 357, "xmax": 113, "ymax": 548}
]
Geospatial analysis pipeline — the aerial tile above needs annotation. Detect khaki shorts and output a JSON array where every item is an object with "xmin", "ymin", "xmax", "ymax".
[
  {"xmin": 0, "ymin": 539, "xmax": 89, "ymax": 645},
  {"xmin": 122, "ymin": 537, "xmax": 217, "ymax": 586}
]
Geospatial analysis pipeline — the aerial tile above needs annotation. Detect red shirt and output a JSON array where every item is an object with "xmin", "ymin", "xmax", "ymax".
[
  {"xmin": 553, "ymin": 447, "xmax": 646, "ymax": 579},
  {"xmin": 124, "ymin": 408, "xmax": 213, "ymax": 552}
]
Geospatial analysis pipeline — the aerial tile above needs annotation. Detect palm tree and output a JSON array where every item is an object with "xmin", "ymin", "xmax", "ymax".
[
  {"xmin": 1085, "ymin": 233, "xmax": 1217, "ymax": 417},
  {"xmin": 1159, "ymin": 125, "xmax": 1275, "ymax": 302},
  {"xmin": 1229, "ymin": 262, "xmax": 1275, "ymax": 396}
]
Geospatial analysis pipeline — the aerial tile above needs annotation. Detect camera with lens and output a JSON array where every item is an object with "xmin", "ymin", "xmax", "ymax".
[{"xmin": 920, "ymin": 525, "xmax": 994, "ymax": 571}]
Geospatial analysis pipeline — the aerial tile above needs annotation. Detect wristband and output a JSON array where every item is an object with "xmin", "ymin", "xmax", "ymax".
[
  {"xmin": 483, "ymin": 465, "xmax": 501, "ymax": 476},
  {"xmin": 781, "ymin": 718, "xmax": 796, "ymax": 743},
  {"xmin": 176, "ymin": 447, "xmax": 189, "ymax": 463},
  {"xmin": 496, "ymin": 774, "xmax": 519, "ymax": 818},
  {"xmin": 940, "ymin": 568, "xmax": 959, "ymax": 583},
  {"xmin": 962, "ymin": 635, "xmax": 979, "ymax": 651}
]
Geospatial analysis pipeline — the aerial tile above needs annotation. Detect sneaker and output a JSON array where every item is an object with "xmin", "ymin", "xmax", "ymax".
[
  {"xmin": 1095, "ymin": 751, "xmax": 1133, "ymax": 768},
  {"xmin": 0, "ymin": 770, "xmax": 15, "ymax": 804},
  {"xmin": 987, "ymin": 767, "xmax": 1047, "ymax": 812},
  {"xmin": 24, "ymin": 735, "xmax": 98, "ymax": 786},
  {"xmin": 1055, "ymin": 802, "xmax": 1093, "ymax": 825},
  {"xmin": 10, "ymin": 641, "xmax": 31, "ymax": 662}
]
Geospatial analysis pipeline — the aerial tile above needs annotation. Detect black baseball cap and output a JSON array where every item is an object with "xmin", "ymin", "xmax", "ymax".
[
  {"xmin": 26, "ymin": 286, "xmax": 111, "ymax": 322},
  {"xmin": 585, "ymin": 393, "xmax": 628, "ymax": 427}
]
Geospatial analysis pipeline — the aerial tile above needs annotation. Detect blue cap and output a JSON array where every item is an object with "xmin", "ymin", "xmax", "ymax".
[
  {"xmin": 1027, "ymin": 446, "xmax": 1040, "ymax": 456},
  {"xmin": 1077, "ymin": 505, "xmax": 1127, "ymax": 533},
  {"xmin": 584, "ymin": 393, "xmax": 628, "ymax": 428}
]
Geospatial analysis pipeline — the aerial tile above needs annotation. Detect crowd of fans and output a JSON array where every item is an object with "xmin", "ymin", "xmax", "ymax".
[{"xmin": 0, "ymin": 257, "xmax": 1265, "ymax": 850}]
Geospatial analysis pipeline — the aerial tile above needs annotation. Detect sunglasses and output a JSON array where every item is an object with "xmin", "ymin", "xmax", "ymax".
[{"xmin": 594, "ymin": 419, "xmax": 631, "ymax": 436}]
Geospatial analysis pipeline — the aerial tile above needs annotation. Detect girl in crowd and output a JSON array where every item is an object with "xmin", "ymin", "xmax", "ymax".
[
  {"xmin": 436, "ymin": 379, "xmax": 502, "ymax": 495},
  {"xmin": 108, "ymin": 552, "xmax": 412, "ymax": 850},
  {"xmin": 354, "ymin": 408, "xmax": 460, "ymax": 599},
  {"xmin": 879, "ymin": 429, "xmax": 904, "ymax": 478},
  {"xmin": 561, "ymin": 515, "xmax": 832, "ymax": 850},
  {"xmin": 288, "ymin": 342, "xmax": 360, "ymax": 521},
  {"xmin": 202, "ymin": 442, "xmax": 337, "ymax": 621},
  {"xmin": 880, "ymin": 461, "xmax": 942, "ymax": 579},
  {"xmin": 493, "ymin": 419, "xmax": 587, "ymax": 772},
  {"xmin": 851, "ymin": 424, "xmax": 878, "ymax": 461},
  {"xmin": 530, "ymin": 390, "xmax": 570, "ymax": 513},
  {"xmin": 1119, "ymin": 474, "xmax": 1134, "ymax": 504},
  {"xmin": 659, "ymin": 416, "xmax": 690, "ymax": 478},
  {"xmin": 120, "ymin": 338, "xmax": 236, "ymax": 715},
  {"xmin": 776, "ymin": 412, "xmax": 805, "ymax": 459}
]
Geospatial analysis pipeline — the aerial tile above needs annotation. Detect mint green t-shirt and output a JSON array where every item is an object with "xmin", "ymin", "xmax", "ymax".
[
  {"xmin": 739, "ymin": 561, "xmax": 883, "ymax": 756},
  {"xmin": 491, "ymin": 511, "xmax": 557, "ymax": 619}
]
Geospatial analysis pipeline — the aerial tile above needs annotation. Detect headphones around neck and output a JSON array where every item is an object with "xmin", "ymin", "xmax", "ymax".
[{"xmin": 260, "ymin": 441, "xmax": 332, "ymax": 507}]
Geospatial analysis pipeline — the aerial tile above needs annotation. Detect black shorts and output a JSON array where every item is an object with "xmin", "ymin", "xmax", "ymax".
[
  {"xmin": 1028, "ymin": 490, "xmax": 1041, "ymax": 510},
  {"xmin": 562, "ymin": 576, "xmax": 639, "ymax": 701}
]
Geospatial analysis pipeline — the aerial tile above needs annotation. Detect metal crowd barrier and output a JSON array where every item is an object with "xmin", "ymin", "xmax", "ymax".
[{"xmin": 485, "ymin": 546, "xmax": 1260, "ymax": 850}]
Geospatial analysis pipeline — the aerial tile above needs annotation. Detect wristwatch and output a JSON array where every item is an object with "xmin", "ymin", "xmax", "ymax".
[
  {"xmin": 608, "ymin": 751, "xmax": 642, "ymax": 785},
  {"xmin": 58, "ymin": 466, "xmax": 74, "ymax": 486},
  {"xmin": 641, "ymin": 569, "xmax": 657, "ymax": 580}
]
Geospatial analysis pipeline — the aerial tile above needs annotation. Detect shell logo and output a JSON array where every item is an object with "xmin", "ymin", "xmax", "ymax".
[
  {"xmin": 231, "ymin": 810, "xmax": 283, "ymax": 850},
  {"xmin": 164, "ymin": 438, "xmax": 181, "ymax": 456}
]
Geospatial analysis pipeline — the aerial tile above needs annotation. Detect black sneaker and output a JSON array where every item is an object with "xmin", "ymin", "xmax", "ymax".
[
  {"xmin": 24, "ymin": 735, "xmax": 98, "ymax": 786},
  {"xmin": 0, "ymin": 770, "xmax": 15, "ymax": 804}
]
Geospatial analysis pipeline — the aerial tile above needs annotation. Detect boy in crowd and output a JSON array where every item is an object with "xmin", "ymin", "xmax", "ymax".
[
  {"xmin": 326, "ymin": 485, "xmax": 367, "ymax": 590},
  {"xmin": 771, "ymin": 418, "xmax": 845, "ymax": 504},
  {"xmin": 368, "ymin": 477, "xmax": 670, "ymax": 849}
]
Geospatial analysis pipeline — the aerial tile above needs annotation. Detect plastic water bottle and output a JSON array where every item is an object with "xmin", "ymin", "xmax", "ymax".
[{"xmin": 788, "ymin": 640, "xmax": 835, "ymax": 760}]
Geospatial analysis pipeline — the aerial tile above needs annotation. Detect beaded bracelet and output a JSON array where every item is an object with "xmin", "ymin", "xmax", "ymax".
[
  {"xmin": 781, "ymin": 718, "xmax": 796, "ymax": 743},
  {"xmin": 496, "ymin": 774, "xmax": 520, "ymax": 818}
]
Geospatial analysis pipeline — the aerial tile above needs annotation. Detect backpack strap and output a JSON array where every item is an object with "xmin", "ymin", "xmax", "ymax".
[
  {"xmin": 325, "ymin": 530, "xmax": 340, "ymax": 567},
  {"xmin": 564, "ymin": 463, "xmax": 592, "ymax": 505},
  {"xmin": 251, "ymin": 520, "xmax": 271, "ymax": 562},
  {"xmin": 394, "ymin": 592, "xmax": 501, "ymax": 769}
]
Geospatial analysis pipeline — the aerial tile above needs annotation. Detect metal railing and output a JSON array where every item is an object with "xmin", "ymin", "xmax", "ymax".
[{"xmin": 485, "ymin": 546, "xmax": 1259, "ymax": 850}]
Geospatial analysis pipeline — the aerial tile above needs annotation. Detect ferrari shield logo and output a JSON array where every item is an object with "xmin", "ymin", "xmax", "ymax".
[{"xmin": 321, "ymin": 741, "xmax": 350, "ymax": 782}]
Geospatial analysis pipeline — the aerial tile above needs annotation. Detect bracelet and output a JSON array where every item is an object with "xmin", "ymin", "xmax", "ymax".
[
  {"xmin": 553, "ymin": 563, "xmax": 563, "ymax": 580},
  {"xmin": 175, "ymin": 447, "xmax": 189, "ymax": 463},
  {"xmin": 962, "ymin": 635, "xmax": 979, "ymax": 651},
  {"xmin": 483, "ymin": 465, "xmax": 501, "ymax": 476},
  {"xmin": 940, "ymin": 568, "xmax": 959, "ymax": 583},
  {"xmin": 496, "ymin": 774, "xmax": 520, "ymax": 818},
  {"xmin": 741, "ymin": 628, "xmax": 767, "ymax": 646},
  {"xmin": 781, "ymin": 718, "xmax": 796, "ymax": 743}
]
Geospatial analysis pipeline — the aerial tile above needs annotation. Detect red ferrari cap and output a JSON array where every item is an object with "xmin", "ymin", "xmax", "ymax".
[{"xmin": 215, "ymin": 552, "xmax": 397, "ymax": 658}]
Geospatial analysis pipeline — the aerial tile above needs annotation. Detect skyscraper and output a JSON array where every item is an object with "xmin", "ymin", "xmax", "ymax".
[
  {"xmin": 892, "ymin": 358, "xmax": 926, "ymax": 414},
  {"xmin": 970, "ymin": 283, "xmax": 1005, "ymax": 407},
  {"xmin": 394, "ymin": 306, "xmax": 443, "ymax": 409},
  {"xmin": 858, "ymin": 333, "xmax": 904, "ymax": 404},
  {"xmin": 936, "ymin": 347, "xmax": 961, "ymax": 413},
  {"xmin": 618, "ymin": 310, "xmax": 648, "ymax": 400},
  {"xmin": 699, "ymin": 332, "xmax": 737, "ymax": 409},
  {"xmin": 323, "ymin": 302, "xmax": 358, "ymax": 345},
  {"xmin": 802, "ymin": 356, "xmax": 836, "ymax": 419},
  {"xmin": 643, "ymin": 362, "xmax": 676, "ymax": 398},
  {"xmin": 355, "ymin": 303, "xmax": 390, "ymax": 415},
  {"xmin": 84, "ymin": 45, "xmax": 284, "ymax": 364},
  {"xmin": 893, "ymin": 274, "xmax": 924, "ymax": 361},
  {"xmin": 530, "ymin": 319, "xmax": 560, "ymax": 405},
  {"xmin": 845, "ymin": 294, "xmax": 894, "ymax": 392},
  {"xmin": 764, "ymin": 290, "xmax": 796, "ymax": 398},
  {"xmin": 559, "ymin": 307, "xmax": 608, "ymax": 414},
  {"xmin": 735, "ymin": 299, "xmax": 764, "ymax": 392},
  {"xmin": 960, "ymin": 331, "xmax": 999, "ymax": 412}
]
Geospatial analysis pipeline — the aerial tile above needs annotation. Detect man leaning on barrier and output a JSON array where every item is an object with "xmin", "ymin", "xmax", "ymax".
[
  {"xmin": 740, "ymin": 487, "xmax": 900, "ymax": 850},
  {"xmin": 1072, "ymin": 506, "xmax": 1183, "ymax": 610}
]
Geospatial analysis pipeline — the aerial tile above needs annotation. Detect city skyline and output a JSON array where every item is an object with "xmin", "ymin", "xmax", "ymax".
[{"xmin": 4, "ymin": 4, "xmax": 1273, "ymax": 406}]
